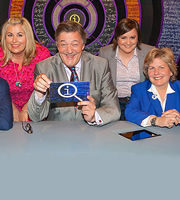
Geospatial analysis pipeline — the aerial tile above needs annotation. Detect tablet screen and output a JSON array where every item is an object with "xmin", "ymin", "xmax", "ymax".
[{"xmin": 119, "ymin": 129, "xmax": 161, "ymax": 141}]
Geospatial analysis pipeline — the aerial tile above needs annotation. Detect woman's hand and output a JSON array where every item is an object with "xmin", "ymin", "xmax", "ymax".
[
  {"xmin": 162, "ymin": 109, "xmax": 180, "ymax": 119},
  {"xmin": 12, "ymin": 102, "xmax": 29, "ymax": 122},
  {"xmin": 156, "ymin": 116, "xmax": 175, "ymax": 128},
  {"xmin": 19, "ymin": 110, "xmax": 29, "ymax": 121},
  {"xmin": 20, "ymin": 103, "xmax": 29, "ymax": 121},
  {"xmin": 155, "ymin": 110, "xmax": 180, "ymax": 128},
  {"xmin": 12, "ymin": 103, "xmax": 20, "ymax": 121}
]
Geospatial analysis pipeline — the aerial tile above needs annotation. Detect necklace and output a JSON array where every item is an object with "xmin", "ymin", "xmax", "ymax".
[{"xmin": 13, "ymin": 62, "xmax": 25, "ymax": 87}]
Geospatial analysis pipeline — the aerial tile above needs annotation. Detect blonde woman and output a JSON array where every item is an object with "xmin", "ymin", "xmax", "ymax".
[{"xmin": 0, "ymin": 17, "xmax": 51, "ymax": 121}]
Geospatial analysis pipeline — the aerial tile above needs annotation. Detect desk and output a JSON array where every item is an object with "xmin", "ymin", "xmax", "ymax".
[{"xmin": 0, "ymin": 121, "xmax": 180, "ymax": 200}]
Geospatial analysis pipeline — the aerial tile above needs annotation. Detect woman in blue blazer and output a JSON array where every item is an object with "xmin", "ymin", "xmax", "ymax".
[
  {"xmin": 0, "ymin": 78, "xmax": 13, "ymax": 130},
  {"xmin": 125, "ymin": 48, "xmax": 180, "ymax": 128}
]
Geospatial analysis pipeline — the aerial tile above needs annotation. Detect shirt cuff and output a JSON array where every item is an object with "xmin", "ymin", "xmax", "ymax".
[
  {"xmin": 88, "ymin": 111, "xmax": 104, "ymax": 125},
  {"xmin": 141, "ymin": 116, "xmax": 151, "ymax": 127},
  {"xmin": 35, "ymin": 92, "xmax": 47, "ymax": 104}
]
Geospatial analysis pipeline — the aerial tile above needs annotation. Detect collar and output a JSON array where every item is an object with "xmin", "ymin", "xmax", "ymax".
[
  {"xmin": 64, "ymin": 58, "xmax": 81, "ymax": 72},
  {"xmin": 115, "ymin": 47, "xmax": 137, "ymax": 61},
  {"xmin": 148, "ymin": 83, "xmax": 175, "ymax": 95}
]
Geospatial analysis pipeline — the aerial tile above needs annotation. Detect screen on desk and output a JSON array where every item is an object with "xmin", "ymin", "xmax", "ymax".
[{"xmin": 119, "ymin": 129, "xmax": 161, "ymax": 141}]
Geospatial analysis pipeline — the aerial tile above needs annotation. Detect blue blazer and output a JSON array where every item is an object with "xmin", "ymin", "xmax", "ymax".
[
  {"xmin": 125, "ymin": 80, "xmax": 180, "ymax": 125},
  {"xmin": 0, "ymin": 78, "xmax": 13, "ymax": 130}
]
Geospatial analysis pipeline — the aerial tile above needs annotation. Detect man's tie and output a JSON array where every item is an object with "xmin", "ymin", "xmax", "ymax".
[
  {"xmin": 68, "ymin": 67, "xmax": 79, "ymax": 82},
  {"xmin": 68, "ymin": 67, "xmax": 79, "ymax": 112}
]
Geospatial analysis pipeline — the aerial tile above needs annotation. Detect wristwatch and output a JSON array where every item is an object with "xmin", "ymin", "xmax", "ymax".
[{"xmin": 150, "ymin": 117, "xmax": 157, "ymax": 126}]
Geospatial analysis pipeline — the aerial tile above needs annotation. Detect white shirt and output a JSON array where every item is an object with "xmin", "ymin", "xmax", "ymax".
[
  {"xmin": 141, "ymin": 83, "xmax": 175, "ymax": 126},
  {"xmin": 64, "ymin": 59, "xmax": 81, "ymax": 81}
]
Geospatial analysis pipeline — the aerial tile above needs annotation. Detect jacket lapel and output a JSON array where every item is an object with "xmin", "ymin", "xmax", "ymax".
[
  {"xmin": 165, "ymin": 82, "xmax": 179, "ymax": 111},
  {"xmin": 137, "ymin": 47, "xmax": 145, "ymax": 82},
  {"xmin": 52, "ymin": 54, "xmax": 69, "ymax": 82},
  {"xmin": 80, "ymin": 55, "xmax": 91, "ymax": 82},
  {"xmin": 109, "ymin": 50, "xmax": 117, "ymax": 86},
  {"xmin": 165, "ymin": 93, "xmax": 176, "ymax": 111},
  {"xmin": 147, "ymin": 83, "xmax": 163, "ymax": 116}
]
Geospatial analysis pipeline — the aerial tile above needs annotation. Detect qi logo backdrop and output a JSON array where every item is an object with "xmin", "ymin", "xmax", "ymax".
[{"xmin": 1, "ymin": 0, "xmax": 179, "ymax": 65}]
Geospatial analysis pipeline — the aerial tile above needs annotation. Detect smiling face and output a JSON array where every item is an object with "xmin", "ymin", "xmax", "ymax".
[
  {"xmin": 57, "ymin": 31, "xmax": 85, "ymax": 68},
  {"xmin": 5, "ymin": 24, "xmax": 27, "ymax": 57},
  {"xmin": 117, "ymin": 28, "xmax": 138, "ymax": 55},
  {"xmin": 148, "ymin": 57, "xmax": 173, "ymax": 89}
]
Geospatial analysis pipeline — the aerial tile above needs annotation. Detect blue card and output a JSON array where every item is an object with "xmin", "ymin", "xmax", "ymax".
[{"xmin": 49, "ymin": 82, "xmax": 90, "ymax": 103}]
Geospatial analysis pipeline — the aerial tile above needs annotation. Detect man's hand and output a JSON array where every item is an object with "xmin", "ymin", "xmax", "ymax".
[
  {"xmin": 78, "ymin": 96, "xmax": 96, "ymax": 122},
  {"xmin": 34, "ymin": 73, "xmax": 52, "ymax": 99}
]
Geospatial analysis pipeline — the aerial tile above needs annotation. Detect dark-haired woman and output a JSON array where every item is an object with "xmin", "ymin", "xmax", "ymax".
[{"xmin": 99, "ymin": 18, "xmax": 154, "ymax": 120}]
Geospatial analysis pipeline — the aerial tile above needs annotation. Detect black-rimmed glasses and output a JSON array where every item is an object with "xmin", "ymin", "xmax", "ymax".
[{"xmin": 22, "ymin": 121, "xmax": 33, "ymax": 134}]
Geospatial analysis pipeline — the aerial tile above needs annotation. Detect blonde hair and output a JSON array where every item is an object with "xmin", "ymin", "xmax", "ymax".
[
  {"xmin": 144, "ymin": 48, "xmax": 177, "ymax": 82},
  {"xmin": 0, "ymin": 17, "xmax": 36, "ymax": 66}
]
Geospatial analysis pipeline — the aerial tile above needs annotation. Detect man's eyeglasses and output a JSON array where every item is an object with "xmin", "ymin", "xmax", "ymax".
[{"xmin": 22, "ymin": 122, "xmax": 33, "ymax": 134}]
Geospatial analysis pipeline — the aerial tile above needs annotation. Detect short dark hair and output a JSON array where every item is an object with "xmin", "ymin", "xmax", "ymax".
[
  {"xmin": 55, "ymin": 20, "xmax": 87, "ymax": 45},
  {"xmin": 144, "ymin": 48, "xmax": 177, "ymax": 82},
  {"xmin": 113, "ymin": 18, "xmax": 141, "ymax": 50}
]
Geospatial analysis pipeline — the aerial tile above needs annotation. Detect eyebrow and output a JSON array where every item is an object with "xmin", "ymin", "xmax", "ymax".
[
  {"xmin": 59, "ymin": 40, "xmax": 79, "ymax": 42},
  {"xmin": 7, "ymin": 32, "xmax": 24, "ymax": 34}
]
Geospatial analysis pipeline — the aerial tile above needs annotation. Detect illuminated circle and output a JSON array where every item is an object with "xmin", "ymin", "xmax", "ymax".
[
  {"xmin": 52, "ymin": 1, "xmax": 97, "ymax": 39},
  {"xmin": 69, "ymin": 14, "xmax": 80, "ymax": 23},
  {"xmin": 64, "ymin": 9, "xmax": 86, "ymax": 26},
  {"xmin": 58, "ymin": 83, "xmax": 77, "ymax": 98},
  {"xmin": 31, "ymin": 0, "xmax": 117, "ymax": 55}
]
